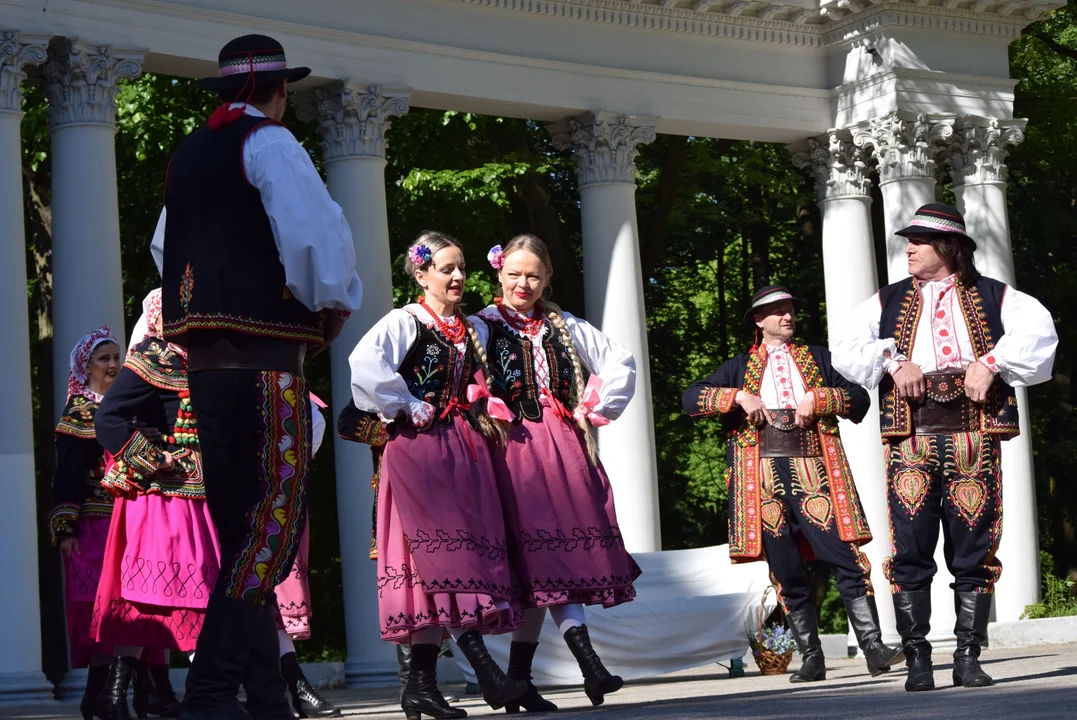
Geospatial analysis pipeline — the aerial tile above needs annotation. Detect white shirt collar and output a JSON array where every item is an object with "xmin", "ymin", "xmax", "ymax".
[{"xmin": 228, "ymin": 103, "xmax": 266, "ymax": 118}]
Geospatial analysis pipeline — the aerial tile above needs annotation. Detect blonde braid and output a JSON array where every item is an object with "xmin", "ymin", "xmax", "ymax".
[
  {"xmin": 461, "ymin": 313, "xmax": 510, "ymax": 446},
  {"xmin": 541, "ymin": 300, "xmax": 599, "ymax": 467}
]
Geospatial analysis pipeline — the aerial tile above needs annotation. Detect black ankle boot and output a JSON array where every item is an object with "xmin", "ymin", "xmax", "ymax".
[
  {"xmin": 399, "ymin": 644, "xmax": 467, "ymax": 720},
  {"xmin": 144, "ymin": 664, "xmax": 180, "ymax": 717},
  {"xmin": 81, "ymin": 664, "xmax": 110, "ymax": 720},
  {"xmin": 844, "ymin": 595, "xmax": 904, "ymax": 677},
  {"xmin": 786, "ymin": 609, "xmax": 826, "ymax": 683},
  {"xmin": 504, "ymin": 642, "xmax": 557, "ymax": 714},
  {"xmin": 280, "ymin": 651, "xmax": 341, "ymax": 718},
  {"xmin": 454, "ymin": 630, "xmax": 527, "ymax": 710},
  {"xmin": 563, "ymin": 625, "xmax": 622, "ymax": 706},
  {"xmin": 399, "ymin": 643, "xmax": 459, "ymax": 705},
  {"xmin": 893, "ymin": 590, "xmax": 934, "ymax": 692},
  {"xmin": 953, "ymin": 591, "xmax": 994, "ymax": 688},
  {"xmin": 94, "ymin": 656, "xmax": 137, "ymax": 720},
  {"xmin": 180, "ymin": 593, "xmax": 263, "ymax": 720}
]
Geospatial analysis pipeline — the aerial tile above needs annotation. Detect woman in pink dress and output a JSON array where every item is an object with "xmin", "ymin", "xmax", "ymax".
[
  {"xmin": 348, "ymin": 231, "xmax": 526, "ymax": 719},
  {"xmin": 49, "ymin": 326, "xmax": 121, "ymax": 720},
  {"xmin": 470, "ymin": 234, "xmax": 641, "ymax": 711},
  {"xmin": 91, "ymin": 289, "xmax": 215, "ymax": 720}
]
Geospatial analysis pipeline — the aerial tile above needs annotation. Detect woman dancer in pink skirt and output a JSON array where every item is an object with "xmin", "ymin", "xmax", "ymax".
[
  {"xmin": 348, "ymin": 231, "xmax": 527, "ymax": 719},
  {"xmin": 92, "ymin": 289, "xmax": 213, "ymax": 720},
  {"xmin": 471, "ymin": 234, "xmax": 641, "ymax": 711},
  {"xmin": 50, "ymin": 326, "xmax": 121, "ymax": 720}
]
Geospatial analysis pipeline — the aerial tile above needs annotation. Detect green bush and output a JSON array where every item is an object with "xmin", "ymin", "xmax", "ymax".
[{"xmin": 1021, "ymin": 553, "xmax": 1077, "ymax": 620}]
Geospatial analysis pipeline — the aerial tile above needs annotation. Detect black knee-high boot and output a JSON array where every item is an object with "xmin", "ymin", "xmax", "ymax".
[
  {"xmin": 786, "ymin": 609, "xmax": 827, "ymax": 683},
  {"xmin": 94, "ymin": 657, "xmax": 137, "ymax": 720},
  {"xmin": 81, "ymin": 664, "xmax": 110, "ymax": 720},
  {"xmin": 844, "ymin": 595, "xmax": 904, "ymax": 676},
  {"xmin": 953, "ymin": 591, "xmax": 993, "ymax": 688},
  {"xmin": 454, "ymin": 630, "xmax": 527, "ymax": 710},
  {"xmin": 563, "ymin": 625, "xmax": 623, "ymax": 706},
  {"xmin": 893, "ymin": 590, "xmax": 934, "ymax": 692},
  {"xmin": 504, "ymin": 642, "xmax": 557, "ymax": 714}
]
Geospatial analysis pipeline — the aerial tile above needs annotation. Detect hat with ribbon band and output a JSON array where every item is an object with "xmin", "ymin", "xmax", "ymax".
[
  {"xmin": 894, "ymin": 202, "xmax": 977, "ymax": 250},
  {"xmin": 197, "ymin": 34, "xmax": 311, "ymax": 92},
  {"xmin": 744, "ymin": 284, "xmax": 805, "ymax": 325}
]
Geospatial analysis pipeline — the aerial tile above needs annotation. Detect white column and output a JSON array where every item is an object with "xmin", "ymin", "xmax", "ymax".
[
  {"xmin": 950, "ymin": 116, "xmax": 1038, "ymax": 624},
  {"xmin": 548, "ymin": 111, "xmax": 661, "ymax": 553},
  {"xmin": 0, "ymin": 30, "xmax": 55, "ymax": 704},
  {"xmin": 45, "ymin": 38, "xmax": 142, "ymax": 419},
  {"xmin": 792, "ymin": 131, "xmax": 899, "ymax": 645},
  {"xmin": 298, "ymin": 82, "xmax": 409, "ymax": 687},
  {"xmin": 859, "ymin": 111, "xmax": 953, "ymax": 283}
]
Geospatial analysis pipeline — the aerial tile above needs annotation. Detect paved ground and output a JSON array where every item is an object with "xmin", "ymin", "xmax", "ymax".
[{"xmin": 5, "ymin": 644, "xmax": 1077, "ymax": 720}]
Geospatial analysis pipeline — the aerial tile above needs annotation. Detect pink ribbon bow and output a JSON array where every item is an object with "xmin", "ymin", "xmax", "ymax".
[
  {"xmin": 574, "ymin": 376, "xmax": 610, "ymax": 427},
  {"xmin": 467, "ymin": 372, "xmax": 515, "ymax": 422}
]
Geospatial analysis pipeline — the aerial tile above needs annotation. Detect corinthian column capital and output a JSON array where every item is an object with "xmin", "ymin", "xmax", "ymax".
[
  {"xmin": 790, "ymin": 129, "xmax": 872, "ymax": 201},
  {"xmin": 947, "ymin": 116, "xmax": 1026, "ymax": 186},
  {"xmin": 547, "ymin": 111, "xmax": 658, "ymax": 186},
  {"xmin": 853, "ymin": 111, "xmax": 953, "ymax": 185},
  {"xmin": 296, "ymin": 81, "xmax": 411, "ymax": 162},
  {"xmin": 0, "ymin": 30, "xmax": 48, "ymax": 114},
  {"xmin": 44, "ymin": 38, "xmax": 144, "ymax": 128}
]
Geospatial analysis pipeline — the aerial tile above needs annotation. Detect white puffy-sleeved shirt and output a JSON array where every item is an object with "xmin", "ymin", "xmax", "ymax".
[
  {"xmin": 349, "ymin": 304, "xmax": 469, "ymax": 425},
  {"xmin": 469, "ymin": 304, "xmax": 636, "ymax": 420},
  {"xmin": 833, "ymin": 276, "xmax": 1057, "ymax": 390},
  {"xmin": 151, "ymin": 104, "xmax": 362, "ymax": 313}
]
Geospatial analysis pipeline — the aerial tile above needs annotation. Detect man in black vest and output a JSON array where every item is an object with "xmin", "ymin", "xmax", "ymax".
[
  {"xmin": 160, "ymin": 35, "xmax": 362, "ymax": 719},
  {"xmin": 834, "ymin": 203, "xmax": 1056, "ymax": 693}
]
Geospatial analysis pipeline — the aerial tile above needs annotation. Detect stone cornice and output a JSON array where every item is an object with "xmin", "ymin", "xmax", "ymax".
[
  {"xmin": 0, "ymin": 30, "xmax": 48, "ymax": 114},
  {"xmin": 296, "ymin": 81, "xmax": 411, "ymax": 161},
  {"xmin": 548, "ymin": 111, "xmax": 659, "ymax": 186},
  {"xmin": 44, "ymin": 37, "xmax": 143, "ymax": 128},
  {"xmin": 446, "ymin": 0, "xmax": 1062, "ymax": 47}
]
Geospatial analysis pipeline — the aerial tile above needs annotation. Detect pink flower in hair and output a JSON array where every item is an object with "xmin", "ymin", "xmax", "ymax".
[
  {"xmin": 408, "ymin": 243, "xmax": 432, "ymax": 267},
  {"xmin": 487, "ymin": 245, "xmax": 505, "ymax": 270}
]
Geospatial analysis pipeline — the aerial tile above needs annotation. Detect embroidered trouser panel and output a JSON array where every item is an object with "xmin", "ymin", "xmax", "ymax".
[
  {"xmin": 759, "ymin": 457, "xmax": 872, "ymax": 615},
  {"xmin": 884, "ymin": 431, "xmax": 1003, "ymax": 594},
  {"xmin": 188, "ymin": 369, "xmax": 311, "ymax": 604}
]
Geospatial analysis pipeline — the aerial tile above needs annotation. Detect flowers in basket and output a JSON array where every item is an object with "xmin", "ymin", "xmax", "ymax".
[
  {"xmin": 747, "ymin": 621, "xmax": 796, "ymax": 676},
  {"xmin": 753, "ymin": 623, "xmax": 797, "ymax": 654}
]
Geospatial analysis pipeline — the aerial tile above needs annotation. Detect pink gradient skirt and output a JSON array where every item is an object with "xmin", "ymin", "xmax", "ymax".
[
  {"xmin": 65, "ymin": 515, "xmax": 112, "ymax": 668},
  {"xmin": 92, "ymin": 494, "xmax": 219, "ymax": 651},
  {"xmin": 493, "ymin": 406, "xmax": 640, "ymax": 609},
  {"xmin": 376, "ymin": 414, "xmax": 520, "ymax": 642}
]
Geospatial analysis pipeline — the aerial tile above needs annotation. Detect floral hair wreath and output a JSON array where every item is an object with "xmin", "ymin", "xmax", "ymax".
[
  {"xmin": 487, "ymin": 244, "xmax": 504, "ymax": 270},
  {"xmin": 408, "ymin": 243, "xmax": 433, "ymax": 267}
]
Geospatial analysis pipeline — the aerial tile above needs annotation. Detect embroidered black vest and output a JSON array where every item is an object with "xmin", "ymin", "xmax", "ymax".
[
  {"xmin": 484, "ymin": 318, "xmax": 582, "ymax": 423},
  {"xmin": 878, "ymin": 275, "xmax": 1018, "ymax": 439},
  {"xmin": 162, "ymin": 115, "xmax": 322, "ymax": 345},
  {"xmin": 396, "ymin": 314, "xmax": 477, "ymax": 429}
]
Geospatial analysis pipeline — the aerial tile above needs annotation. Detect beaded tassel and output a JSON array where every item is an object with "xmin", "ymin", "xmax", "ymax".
[{"xmin": 165, "ymin": 390, "xmax": 199, "ymax": 447}]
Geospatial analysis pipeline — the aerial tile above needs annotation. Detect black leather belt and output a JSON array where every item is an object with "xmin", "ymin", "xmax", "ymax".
[
  {"xmin": 185, "ymin": 330, "xmax": 306, "ymax": 375},
  {"xmin": 758, "ymin": 408, "xmax": 821, "ymax": 458},
  {"xmin": 911, "ymin": 370, "xmax": 974, "ymax": 435}
]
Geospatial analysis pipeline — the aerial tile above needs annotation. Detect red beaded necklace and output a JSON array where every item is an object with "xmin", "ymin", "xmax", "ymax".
[
  {"xmin": 419, "ymin": 297, "xmax": 466, "ymax": 343},
  {"xmin": 495, "ymin": 298, "xmax": 545, "ymax": 336}
]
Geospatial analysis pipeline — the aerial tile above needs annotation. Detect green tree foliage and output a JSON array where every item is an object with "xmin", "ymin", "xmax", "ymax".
[{"xmin": 23, "ymin": 10, "xmax": 1077, "ymax": 664}]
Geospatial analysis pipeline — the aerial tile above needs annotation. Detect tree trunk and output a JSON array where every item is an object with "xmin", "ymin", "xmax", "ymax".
[
  {"xmin": 716, "ymin": 240, "xmax": 728, "ymax": 360},
  {"xmin": 747, "ymin": 185, "xmax": 770, "ymax": 290},
  {"xmin": 640, "ymin": 134, "xmax": 688, "ymax": 280}
]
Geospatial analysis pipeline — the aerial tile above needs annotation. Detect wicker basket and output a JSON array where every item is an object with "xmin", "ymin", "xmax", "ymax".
[{"xmin": 750, "ymin": 586, "xmax": 794, "ymax": 676}]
